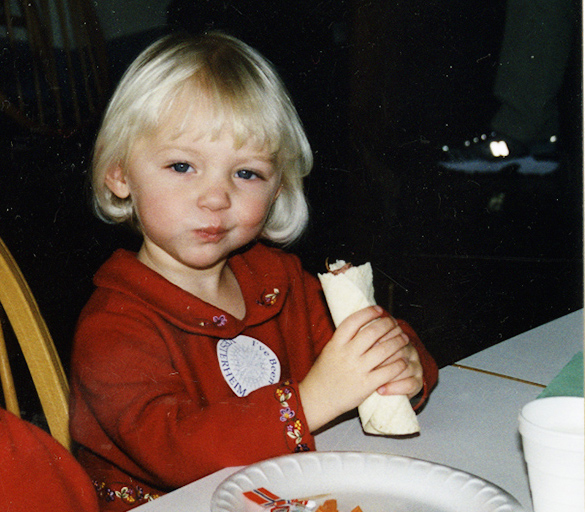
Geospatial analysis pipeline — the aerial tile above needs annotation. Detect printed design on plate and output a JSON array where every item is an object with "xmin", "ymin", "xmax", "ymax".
[
  {"xmin": 217, "ymin": 335, "xmax": 281, "ymax": 397},
  {"xmin": 275, "ymin": 380, "xmax": 311, "ymax": 453}
]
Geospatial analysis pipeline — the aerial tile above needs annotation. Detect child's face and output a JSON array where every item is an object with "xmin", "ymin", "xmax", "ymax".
[{"xmin": 105, "ymin": 112, "xmax": 282, "ymax": 277}]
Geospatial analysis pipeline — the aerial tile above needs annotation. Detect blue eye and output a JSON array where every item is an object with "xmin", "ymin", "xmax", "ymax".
[
  {"xmin": 170, "ymin": 162, "xmax": 192, "ymax": 173},
  {"xmin": 236, "ymin": 169, "xmax": 258, "ymax": 180}
]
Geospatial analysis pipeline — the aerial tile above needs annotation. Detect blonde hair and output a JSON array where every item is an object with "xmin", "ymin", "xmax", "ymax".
[{"xmin": 92, "ymin": 31, "xmax": 313, "ymax": 245}]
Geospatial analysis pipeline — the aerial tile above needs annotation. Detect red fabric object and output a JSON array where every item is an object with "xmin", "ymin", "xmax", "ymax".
[
  {"xmin": 0, "ymin": 408, "xmax": 99, "ymax": 512},
  {"xmin": 70, "ymin": 243, "xmax": 437, "ymax": 511}
]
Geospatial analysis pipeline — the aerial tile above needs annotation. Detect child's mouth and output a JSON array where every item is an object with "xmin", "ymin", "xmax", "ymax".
[{"xmin": 194, "ymin": 227, "xmax": 228, "ymax": 242}]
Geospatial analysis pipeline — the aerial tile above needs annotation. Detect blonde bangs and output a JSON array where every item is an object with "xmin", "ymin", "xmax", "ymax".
[{"xmin": 155, "ymin": 67, "xmax": 285, "ymax": 160}]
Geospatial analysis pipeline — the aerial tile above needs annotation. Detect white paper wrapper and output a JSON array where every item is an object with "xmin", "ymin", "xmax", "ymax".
[{"xmin": 318, "ymin": 260, "xmax": 420, "ymax": 435}]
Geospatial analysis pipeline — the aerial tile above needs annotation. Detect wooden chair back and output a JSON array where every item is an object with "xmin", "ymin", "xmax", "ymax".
[
  {"xmin": 0, "ymin": 0, "xmax": 109, "ymax": 136},
  {"xmin": 0, "ymin": 236, "xmax": 70, "ymax": 450}
]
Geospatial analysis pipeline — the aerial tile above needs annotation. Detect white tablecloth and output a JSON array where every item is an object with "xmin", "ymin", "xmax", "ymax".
[{"xmin": 457, "ymin": 309, "xmax": 583, "ymax": 385}]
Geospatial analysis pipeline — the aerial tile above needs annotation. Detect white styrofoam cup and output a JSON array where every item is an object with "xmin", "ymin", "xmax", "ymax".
[{"xmin": 519, "ymin": 396, "xmax": 584, "ymax": 512}]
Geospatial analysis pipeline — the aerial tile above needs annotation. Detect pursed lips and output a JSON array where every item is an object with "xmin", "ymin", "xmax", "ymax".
[{"xmin": 193, "ymin": 226, "xmax": 228, "ymax": 242}]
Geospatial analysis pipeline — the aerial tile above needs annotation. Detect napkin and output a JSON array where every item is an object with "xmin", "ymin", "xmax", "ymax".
[
  {"xmin": 538, "ymin": 351, "xmax": 584, "ymax": 399},
  {"xmin": 318, "ymin": 260, "xmax": 420, "ymax": 435}
]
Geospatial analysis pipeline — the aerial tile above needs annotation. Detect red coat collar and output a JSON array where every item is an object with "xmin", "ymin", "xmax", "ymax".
[{"xmin": 93, "ymin": 243, "xmax": 290, "ymax": 338}]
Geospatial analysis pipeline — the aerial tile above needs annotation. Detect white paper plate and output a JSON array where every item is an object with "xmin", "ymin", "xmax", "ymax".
[{"xmin": 211, "ymin": 452, "xmax": 524, "ymax": 512}]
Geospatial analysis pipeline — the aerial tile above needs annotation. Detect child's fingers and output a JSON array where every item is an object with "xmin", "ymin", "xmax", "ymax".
[
  {"xmin": 375, "ymin": 346, "xmax": 424, "ymax": 398},
  {"xmin": 375, "ymin": 334, "xmax": 419, "ymax": 368},
  {"xmin": 385, "ymin": 324, "xmax": 407, "ymax": 342},
  {"xmin": 362, "ymin": 330, "xmax": 408, "ymax": 369},
  {"xmin": 378, "ymin": 377, "xmax": 422, "ymax": 398},
  {"xmin": 333, "ymin": 306, "xmax": 389, "ymax": 344}
]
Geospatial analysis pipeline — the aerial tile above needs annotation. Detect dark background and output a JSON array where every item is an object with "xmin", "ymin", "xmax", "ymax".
[{"xmin": 0, "ymin": 1, "xmax": 582, "ymax": 423}]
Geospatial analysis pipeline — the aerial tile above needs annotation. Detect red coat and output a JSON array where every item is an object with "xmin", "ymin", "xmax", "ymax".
[
  {"xmin": 0, "ymin": 408, "xmax": 99, "ymax": 512},
  {"xmin": 70, "ymin": 243, "xmax": 437, "ymax": 511}
]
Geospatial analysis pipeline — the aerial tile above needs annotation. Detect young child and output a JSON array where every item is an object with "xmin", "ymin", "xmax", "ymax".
[{"xmin": 69, "ymin": 32, "xmax": 438, "ymax": 511}]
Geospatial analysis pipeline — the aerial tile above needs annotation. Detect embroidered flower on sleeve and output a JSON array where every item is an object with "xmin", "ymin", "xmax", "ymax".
[
  {"xmin": 286, "ymin": 421, "xmax": 303, "ymax": 442},
  {"xmin": 276, "ymin": 386, "xmax": 292, "ymax": 406},
  {"xmin": 280, "ymin": 407, "xmax": 295, "ymax": 422},
  {"xmin": 274, "ymin": 380, "xmax": 311, "ymax": 453}
]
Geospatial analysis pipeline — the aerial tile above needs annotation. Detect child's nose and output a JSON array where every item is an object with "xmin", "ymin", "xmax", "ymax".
[{"xmin": 196, "ymin": 182, "xmax": 231, "ymax": 211}]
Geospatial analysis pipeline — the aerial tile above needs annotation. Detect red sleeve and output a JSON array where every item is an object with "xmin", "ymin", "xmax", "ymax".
[
  {"xmin": 301, "ymin": 270, "xmax": 336, "ymax": 357},
  {"xmin": 0, "ymin": 408, "xmax": 99, "ymax": 512},
  {"xmin": 70, "ymin": 311, "xmax": 316, "ymax": 490}
]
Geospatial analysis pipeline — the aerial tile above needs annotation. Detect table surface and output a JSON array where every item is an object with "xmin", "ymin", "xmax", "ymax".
[
  {"xmin": 136, "ymin": 309, "xmax": 584, "ymax": 512},
  {"xmin": 456, "ymin": 309, "xmax": 583, "ymax": 386}
]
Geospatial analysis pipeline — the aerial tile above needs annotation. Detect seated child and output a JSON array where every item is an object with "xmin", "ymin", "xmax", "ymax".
[{"xmin": 69, "ymin": 31, "xmax": 438, "ymax": 511}]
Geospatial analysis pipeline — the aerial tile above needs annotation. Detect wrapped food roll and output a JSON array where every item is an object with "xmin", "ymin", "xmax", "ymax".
[{"xmin": 318, "ymin": 260, "xmax": 420, "ymax": 435}]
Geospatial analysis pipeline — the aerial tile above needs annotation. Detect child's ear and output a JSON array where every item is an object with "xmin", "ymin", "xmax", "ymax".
[{"xmin": 104, "ymin": 165, "xmax": 131, "ymax": 199}]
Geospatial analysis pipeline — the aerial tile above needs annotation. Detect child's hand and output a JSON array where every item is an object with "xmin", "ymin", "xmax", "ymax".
[
  {"xmin": 375, "ymin": 323, "xmax": 423, "ymax": 400},
  {"xmin": 299, "ymin": 306, "xmax": 417, "ymax": 432}
]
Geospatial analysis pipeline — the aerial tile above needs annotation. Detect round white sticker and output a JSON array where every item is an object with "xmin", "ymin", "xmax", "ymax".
[{"xmin": 217, "ymin": 335, "xmax": 281, "ymax": 397}]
